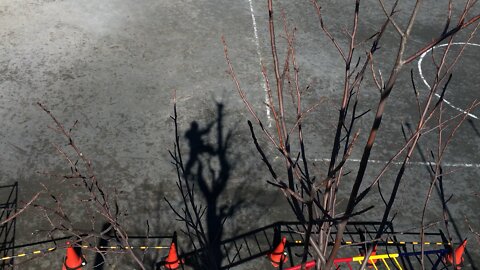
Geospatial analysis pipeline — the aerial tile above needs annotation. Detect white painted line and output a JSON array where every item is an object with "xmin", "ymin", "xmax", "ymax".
[
  {"xmin": 417, "ymin": 42, "xmax": 480, "ymax": 120},
  {"xmin": 247, "ymin": 0, "xmax": 272, "ymax": 125},
  {"xmin": 310, "ymin": 158, "xmax": 480, "ymax": 168}
]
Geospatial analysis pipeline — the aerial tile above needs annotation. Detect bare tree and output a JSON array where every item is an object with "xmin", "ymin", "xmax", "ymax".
[
  {"xmin": 4, "ymin": 103, "xmax": 148, "ymax": 269},
  {"xmin": 2, "ymin": 2, "xmax": 479, "ymax": 270},
  {"xmin": 223, "ymin": 0, "xmax": 480, "ymax": 269}
]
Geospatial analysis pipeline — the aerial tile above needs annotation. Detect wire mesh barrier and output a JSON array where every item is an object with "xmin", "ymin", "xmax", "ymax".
[
  {"xmin": 0, "ymin": 217, "xmax": 463, "ymax": 269},
  {"xmin": 173, "ymin": 221, "xmax": 460, "ymax": 270},
  {"xmin": 0, "ymin": 182, "xmax": 17, "ymax": 268},
  {"xmin": 173, "ymin": 222, "xmax": 279, "ymax": 269},
  {"xmin": 174, "ymin": 221, "xmax": 395, "ymax": 269}
]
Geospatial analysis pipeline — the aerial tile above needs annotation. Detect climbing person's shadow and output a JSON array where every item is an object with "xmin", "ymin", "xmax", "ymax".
[{"xmin": 184, "ymin": 121, "xmax": 215, "ymax": 177}]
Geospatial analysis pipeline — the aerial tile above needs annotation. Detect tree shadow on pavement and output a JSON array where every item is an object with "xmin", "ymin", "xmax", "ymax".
[
  {"xmin": 92, "ymin": 223, "xmax": 110, "ymax": 270},
  {"xmin": 161, "ymin": 102, "xmax": 243, "ymax": 270},
  {"xmin": 467, "ymin": 119, "xmax": 480, "ymax": 138}
]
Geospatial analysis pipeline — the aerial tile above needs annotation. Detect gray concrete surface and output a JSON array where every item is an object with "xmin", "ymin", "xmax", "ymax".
[{"xmin": 0, "ymin": 0, "xmax": 479, "ymax": 269}]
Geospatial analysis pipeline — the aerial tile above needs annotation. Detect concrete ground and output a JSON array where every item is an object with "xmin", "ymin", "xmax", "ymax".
[{"xmin": 0, "ymin": 0, "xmax": 479, "ymax": 269}]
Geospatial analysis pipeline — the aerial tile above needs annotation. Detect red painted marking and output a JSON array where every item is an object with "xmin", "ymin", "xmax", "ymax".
[{"xmin": 333, "ymin": 257, "xmax": 354, "ymax": 263}]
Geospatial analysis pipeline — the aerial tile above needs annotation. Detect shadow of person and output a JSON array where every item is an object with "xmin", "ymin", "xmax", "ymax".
[{"xmin": 184, "ymin": 121, "xmax": 215, "ymax": 177}]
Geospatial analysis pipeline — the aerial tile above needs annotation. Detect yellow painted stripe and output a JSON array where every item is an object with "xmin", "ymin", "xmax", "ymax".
[
  {"xmin": 352, "ymin": 253, "xmax": 400, "ymax": 262},
  {"xmin": 17, "ymin": 254, "xmax": 26, "ymax": 257},
  {"xmin": 424, "ymin": 242, "xmax": 430, "ymax": 245},
  {"xmin": 382, "ymin": 258, "xmax": 390, "ymax": 270},
  {"xmin": 354, "ymin": 255, "xmax": 401, "ymax": 270},
  {"xmin": 1, "ymin": 257, "xmax": 11, "ymax": 260},
  {"xmin": 393, "ymin": 257, "xmax": 403, "ymax": 270},
  {"xmin": 33, "ymin": 251, "xmax": 41, "ymax": 254}
]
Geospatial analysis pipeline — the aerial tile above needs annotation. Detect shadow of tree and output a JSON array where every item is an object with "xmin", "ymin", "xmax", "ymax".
[
  {"xmin": 162, "ymin": 102, "xmax": 243, "ymax": 270},
  {"xmin": 188, "ymin": 103, "xmax": 242, "ymax": 268},
  {"xmin": 92, "ymin": 223, "xmax": 110, "ymax": 270},
  {"xmin": 467, "ymin": 119, "xmax": 480, "ymax": 138}
]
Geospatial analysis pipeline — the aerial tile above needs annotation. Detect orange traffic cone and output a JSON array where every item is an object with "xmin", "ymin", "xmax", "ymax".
[
  {"xmin": 62, "ymin": 241, "xmax": 86, "ymax": 270},
  {"xmin": 268, "ymin": 236, "xmax": 288, "ymax": 267},
  {"xmin": 444, "ymin": 239, "xmax": 467, "ymax": 269},
  {"xmin": 164, "ymin": 242, "xmax": 181, "ymax": 270}
]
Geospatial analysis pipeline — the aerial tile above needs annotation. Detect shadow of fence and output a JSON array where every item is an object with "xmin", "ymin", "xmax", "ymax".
[
  {"xmin": 0, "ymin": 182, "xmax": 18, "ymax": 268},
  {"xmin": 0, "ymin": 216, "xmax": 455, "ymax": 270},
  {"xmin": 172, "ymin": 220, "xmax": 453, "ymax": 270},
  {"xmin": 0, "ymin": 230, "xmax": 173, "ymax": 269}
]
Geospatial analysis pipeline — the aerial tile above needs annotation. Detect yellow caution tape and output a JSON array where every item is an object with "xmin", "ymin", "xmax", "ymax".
[
  {"xmin": 0, "ymin": 247, "xmax": 57, "ymax": 261},
  {"xmin": 294, "ymin": 240, "xmax": 450, "ymax": 246},
  {"xmin": 1, "ymin": 239, "xmax": 451, "ymax": 262},
  {"xmin": 0, "ymin": 246, "xmax": 170, "ymax": 261}
]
